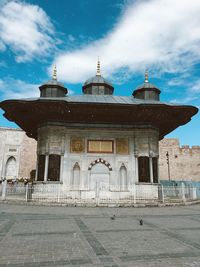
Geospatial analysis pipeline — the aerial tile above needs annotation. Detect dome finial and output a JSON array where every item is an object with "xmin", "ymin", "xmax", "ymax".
[
  {"xmin": 96, "ymin": 57, "xmax": 101, "ymax": 76},
  {"xmin": 52, "ymin": 65, "xmax": 57, "ymax": 80},
  {"xmin": 144, "ymin": 70, "xmax": 149, "ymax": 83}
]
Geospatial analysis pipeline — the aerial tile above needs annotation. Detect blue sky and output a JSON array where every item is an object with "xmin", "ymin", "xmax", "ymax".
[{"xmin": 0, "ymin": 0, "xmax": 199, "ymax": 145}]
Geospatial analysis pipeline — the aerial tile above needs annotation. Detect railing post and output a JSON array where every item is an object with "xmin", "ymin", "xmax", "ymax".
[
  {"xmin": 25, "ymin": 183, "xmax": 32, "ymax": 202},
  {"xmin": 189, "ymin": 185, "xmax": 197, "ymax": 200},
  {"xmin": 57, "ymin": 183, "xmax": 61, "ymax": 203},
  {"xmin": 25, "ymin": 183, "xmax": 28, "ymax": 202},
  {"xmin": 133, "ymin": 184, "xmax": 136, "ymax": 204},
  {"xmin": 1, "ymin": 180, "xmax": 7, "ymax": 201},
  {"xmin": 95, "ymin": 181, "xmax": 99, "ymax": 206},
  {"xmin": 158, "ymin": 184, "xmax": 164, "ymax": 203},
  {"xmin": 181, "ymin": 183, "xmax": 186, "ymax": 202}
]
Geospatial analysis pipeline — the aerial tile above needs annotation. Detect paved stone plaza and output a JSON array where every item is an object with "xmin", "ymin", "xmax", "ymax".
[{"xmin": 0, "ymin": 203, "xmax": 200, "ymax": 267}]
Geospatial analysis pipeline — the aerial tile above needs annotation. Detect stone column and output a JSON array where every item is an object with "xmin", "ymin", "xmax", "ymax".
[
  {"xmin": 44, "ymin": 154, "xmax": 49, "ymax": 182},
  {"xmin": 60, "ymin": 154, "xmax": 64, "ymax": 183},
  {"xmin": 157, "ymin": 156, "xmax": 159, "ymax": 183},
  {"xmin": 35, "ymin": 157, "xmax": 38, "ymax": 181},
  {"xmin": 149, "ymin": 157, "xmax": 153, "ymax": 183},
  {"xmin": 135, "ymin": 155, "xmax": 139, "ymax": 183}
]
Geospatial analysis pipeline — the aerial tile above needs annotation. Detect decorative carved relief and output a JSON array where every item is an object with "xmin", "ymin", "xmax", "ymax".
[
  {"xmin": 70, "ymin": 138, "xmax": 85, "ymax": 153},
  {"xmin": 116, "ymin": 138, "xmax": 129, "ymax": 154},
  {"xmin": 88, "ymin": 158, "xmax": 112, "ymax": 171}
]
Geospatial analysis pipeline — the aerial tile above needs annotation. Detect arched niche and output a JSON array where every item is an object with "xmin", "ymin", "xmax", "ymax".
[
  {"xmin": 119, "ymin": 163, "xmax": 128, "ymax": 191},
  {"xmin": 5, "ymin": 156, "xmax": 17, "ymax": 179},
  {"xmin": 89, "ymin": 159, "xmax": 111, "ymax": 191},
  {"xmin": 71, "ymin": 162, "xmax": 80, "ymax": 190}
]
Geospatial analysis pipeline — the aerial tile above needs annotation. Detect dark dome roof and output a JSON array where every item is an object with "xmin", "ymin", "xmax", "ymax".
[
  {"xmin": 133, "ymin": 72, "xmax": 161, "ymax": 101},
  {"xmin": 136, "ymin": 81, "xmax": 159, "ymax": 90},
  {"xmin": 84, "ymin": 75, "xmax": 113, "ymax": 87},
  {"xmin": 42, "ymin": 79, "xmax": 65, "ymax": 88},
  {"xmin": 39, "ymin": 78, "xmax": 68, "ymax": 98}
]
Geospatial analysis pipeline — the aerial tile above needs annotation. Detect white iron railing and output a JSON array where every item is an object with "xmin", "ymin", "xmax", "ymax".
[{"xmin": 1, "ymin": 180, "xmax": 199, "ymax": 206}]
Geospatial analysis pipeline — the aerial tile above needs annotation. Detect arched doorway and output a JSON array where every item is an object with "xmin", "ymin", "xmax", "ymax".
[
  {"xmin": 5, "ymin": 156, "xmax": 17, "ymax": 179},
  {"xmin": 89, "ymin": 159, "xmax": 111, "ymax": 192}
]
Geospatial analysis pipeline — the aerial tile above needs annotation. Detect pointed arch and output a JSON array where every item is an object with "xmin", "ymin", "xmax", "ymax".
[
  {"xmin": 88, "ymin": 158, "xmax": 112, "ymax": 171},
  {"xmin": 5, "ymin": 156, "xmax": 17, "ymax": 179},
  {"xmin": 120, "ymin": 163, "xmax": 128, "ymax": 191},
  {"xmin": 72, "ymin": 162, "xmax": 80, "ymax": 190}
]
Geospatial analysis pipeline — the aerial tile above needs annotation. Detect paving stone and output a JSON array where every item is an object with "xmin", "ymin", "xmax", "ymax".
[{"xmin": 0, "ymin": 203, "xmax": 200, "ymax": 267}]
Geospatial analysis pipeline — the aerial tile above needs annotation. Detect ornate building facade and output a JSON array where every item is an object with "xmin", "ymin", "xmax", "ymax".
[
  {"xmin": 0, "ymin": 63, "xmax": 198, "ymax": 200},
  {"xmin": 0, "ymin": 128, "xmax": 199, "ymax": 183}
]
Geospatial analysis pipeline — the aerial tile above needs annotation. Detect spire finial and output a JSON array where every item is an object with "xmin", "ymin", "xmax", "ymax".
[
  {"xmin": 144, "ymin": 70, "xmax": 148, "ymax": 83},
  {"xmin": 96, "ymin": 57, "xmax": 101, "ymax": 76},
  {"xmin": 52, "ymin": 65, "xmax": 57, "ymax": 80}
]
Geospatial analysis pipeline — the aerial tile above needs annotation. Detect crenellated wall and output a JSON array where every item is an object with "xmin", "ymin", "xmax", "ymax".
[{"xmin": 159, "ymin": 138, "xmax": 200, "ymax": 181}]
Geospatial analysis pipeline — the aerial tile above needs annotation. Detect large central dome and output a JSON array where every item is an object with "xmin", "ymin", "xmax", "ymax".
[{"xmin": 82, "ymin": 60, "xmax": 114, "ymax": 95}]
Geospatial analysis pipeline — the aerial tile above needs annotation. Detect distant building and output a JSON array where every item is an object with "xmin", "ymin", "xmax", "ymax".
[
  {"xmin": 0, "ymin": 127, "xmax": 37, "ymax": 180},
  {"xmin": 159, "ymin": 138, "xmax": 200, "ymax": 182},
  {"xmin": 0, "ymin": 62, "xmax": 198, "ymax": 202}
]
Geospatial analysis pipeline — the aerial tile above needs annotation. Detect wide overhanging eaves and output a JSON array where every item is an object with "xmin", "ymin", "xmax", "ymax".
[{"xmin": 0, "ymin": 99, "xmax": 198, "ymax": 140}]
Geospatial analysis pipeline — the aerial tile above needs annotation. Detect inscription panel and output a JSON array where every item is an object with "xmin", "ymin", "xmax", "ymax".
[{"xmin": 87, "ymin": 140, "xmax": 113, "ymax": 153}]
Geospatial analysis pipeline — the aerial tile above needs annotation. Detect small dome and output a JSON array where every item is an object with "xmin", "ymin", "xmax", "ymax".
[
  {"xmin": 82, "ymin": 60, "xmax": 114, "ymax": 95},
  {"xmin": 39, "ymin": 66, "xmax": 68, "ymax": 97},
  {"xmin": 135, "ymin": 81, "xmax": 159, "ymax": 90},
  {"xmin": 133, "ymin": 71, "xmax": 161, "ymax": 101},
  {"xmin": 44, "ymin": 79, "xmax": 65, "ymax": 88},
  {"xmin": 84, "ymin": 75, "xmax": 113, "ymax": 87}
]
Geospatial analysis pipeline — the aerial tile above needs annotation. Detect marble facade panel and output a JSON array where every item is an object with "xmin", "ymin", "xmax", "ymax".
[{"xmin": 36, "ymin": 125, "xmax": 159, "ymax": 192}]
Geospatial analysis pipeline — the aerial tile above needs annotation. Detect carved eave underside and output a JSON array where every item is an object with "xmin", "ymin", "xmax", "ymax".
[{"xmin": 0, "ymin": 99, "xmax": 198, "ymax": 140}]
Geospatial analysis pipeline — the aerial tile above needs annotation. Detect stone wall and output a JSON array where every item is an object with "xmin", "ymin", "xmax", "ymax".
[
  {"xmin": 0, "ymin": 127, "xmax": 37, "ymax": 179},
  {"xmin": 18, "ymin": 133, "xmax": 37, "ymax": 178},
  {"xmin": 159, "ymin": 138, "xmax": 200, "ymax": 181}
]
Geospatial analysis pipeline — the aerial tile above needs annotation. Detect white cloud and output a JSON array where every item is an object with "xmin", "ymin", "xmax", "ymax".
[
  {"xmin": 0, "ymin": 78, "xmax": 74, "ymax": 100},
  {"xmin": 68, "ymin": 34, "xmax": 76, "ymax": 42},
  {"xmin": 52, "ymin": 0, "xmax": 200, "ymax": 83},
  {"xmin": 0, "ymin": 0, "xmax": 55, "ymax": 62},
  {"xmin": 0, "ymin": 79, "xmax": 39, "ymax": 99},
  {"xmin": 170, "ymin": 96, "xmax": 199, "ymax": 105},
  {"xmin": 190, "ymin": 80, "xmax": 200, "ymax": 93},
  {"xmin": 168, "ymin": 78, "xmax": 200, "ymax": 104}
]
